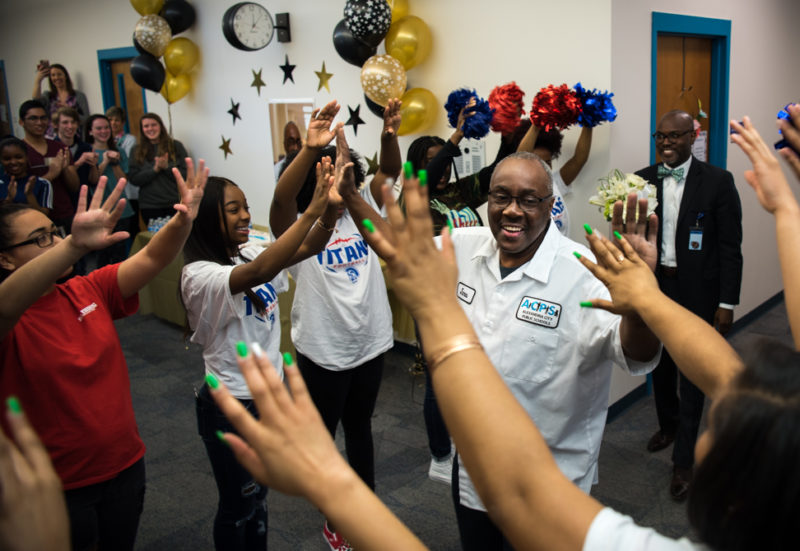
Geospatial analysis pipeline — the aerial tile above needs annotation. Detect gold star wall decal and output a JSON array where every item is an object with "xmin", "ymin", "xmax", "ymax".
[
  {"xmin": 366, "ymin": 151, "xmax": 379, "ymax": 176},
  {"xmin": 251, "ymin": 69, "xmax": 266, "ymax": 96},
  {"xmin": 315, "ymin": 61, "xmax": 333, "ymax": 92},
  {"xmin": 220, "ymin": 135, "xmax": 232, "ymax": 159}
]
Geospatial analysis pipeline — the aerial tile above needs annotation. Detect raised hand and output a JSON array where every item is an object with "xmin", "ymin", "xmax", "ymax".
[
  {"xmin": 209, "ymin": 348, "xmax": 350, "ymax": 499},
  {"xmin": 306, "ymin": 100, "xmax": 343, "ymax": 149},
  {"xmin": 382, "ymin": 98, "xmax": 402, "ymax": 139},
  {"xmin": 4, "ymin": 177, "xmax": 17, "ymax": 203},
  {"xmin": 334, "ymin": 127, "xmax": 357, "ymax": 197},
  {"xmin": 777, "ymin": 103, "xmax": 800, "ymax": 180},
  {"xmin": 171, "ymin": 158, "xmax": 208, "ymax": 224},
  {"xmin": 609, "ymin": 193, "xmax": 658, "ymax": 271},
  {"xmin": 457, "ymin": 98, "xmax": 477, "ymax": 132},
  {"xmin": 307, "ymin": 156, "xmax": 334, "ymax": 218},
  {"xmin": 75, "ymin": 151, "xmax": 97, "ymax": 167},
  {"xmin": 731, "ymin": 117, "xmax": 796, "ymax": 214},
  {"xmin": 69, "ymin": 177, "xmax": 129, "ymax": 252},
  {"xmin": 575, "ymin": 231, "xmax": 660, "ymax": 316},
  {"xmin": 154, "ymin": 153, "xmax": 169, "ymax": 172},
  {"xmin": 0, "ymin": 400, "xmax": 70, "ymax": 551},
  {"xmin": 23, "ymin": 176, "xmax": 36, "ymax": 199}
]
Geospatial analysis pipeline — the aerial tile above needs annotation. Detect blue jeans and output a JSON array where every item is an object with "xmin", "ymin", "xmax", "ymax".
[{"xmin": 196, "ymin": 385, "xmax": 268, "ymax": 551}]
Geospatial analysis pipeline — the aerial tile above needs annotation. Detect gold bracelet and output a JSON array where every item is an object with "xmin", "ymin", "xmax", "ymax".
[
  {"xmin": 315, "ymin": 218, "xmax": 334, "ymax": 232},
  {"xmin": 426, "ymin": 335, "xmax": 483, "ymax": 369}
]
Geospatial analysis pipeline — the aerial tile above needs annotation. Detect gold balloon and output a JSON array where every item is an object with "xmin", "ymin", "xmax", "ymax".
[
  {"xmin": 164, "ymin": 37, "xmax": 199, "ymax": 76},
  {"xmin": 360, "ymin": 54, "xmax": 407, "ymax": 108},
  {"xmin": 385, "ymin": 16, "xmax": 432, "ymax": 70},
  {"xmin": 388, "ymin": 0, "xmax": 409, "ymax": 22},
  {"xmin": 135, "ymin": 15, "xmax": 172, "ymax": 58},
  {"xmin": 130, "ymin": 0, "xmax": 164, "ymax": 16},
  {"xmin": 398, "ymin": 88, "xmax": 437, "ymax": 136},
  {"xmin": 161, "ymin": 73, "xmax": 191, "ymax": 104}
]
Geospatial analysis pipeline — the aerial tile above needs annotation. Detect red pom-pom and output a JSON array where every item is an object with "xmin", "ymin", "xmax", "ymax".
[
  {"xmin": 488, "ymin": 82, "xmax": 525, "ymax": 135},
  {"xmin": 530, "ymin": 84, "xmax": 582, "ymax": 131}
]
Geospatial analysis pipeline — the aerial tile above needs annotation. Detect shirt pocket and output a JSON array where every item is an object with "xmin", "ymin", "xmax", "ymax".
[{"xmin": 500, "ymin": 323, "xmax": 560, "ymax": 384}]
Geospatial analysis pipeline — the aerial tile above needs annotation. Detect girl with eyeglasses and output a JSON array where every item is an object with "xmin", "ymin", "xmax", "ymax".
[{"xmin": 0, "ymin": 161, "xmax": 207, "ymax": 551}]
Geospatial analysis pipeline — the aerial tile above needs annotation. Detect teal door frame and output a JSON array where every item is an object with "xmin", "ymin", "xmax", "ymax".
[
  {"xmin": 650, "ymin": 12, "xmax": 731, "ymax": 168},
  {"xmin": 97, "ymin": 47, "xmax": 142, "ymax": 133}
]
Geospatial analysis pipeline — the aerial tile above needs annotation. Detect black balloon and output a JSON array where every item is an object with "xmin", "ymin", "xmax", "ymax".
[
  {"xmin": 333, "ymin": 19, "xmax": 376, "ymax": 67},
  {"xmin": 343, "ymin": 0, "xmax": 391, "ymax": 48},
  {"xmin": 364, "ymin": 94, "xmax": 385, "ymax": 118},
  {"xmin": 130, "ymin": 53, "xmax": 166, "ymax": 92},
  {"xmin": 133, "ymin": 31, "xmax": 147, "ymax": 55},
  {"xmin": 161, "ymin": 0, "xmax": 196, "ymax": 34}
]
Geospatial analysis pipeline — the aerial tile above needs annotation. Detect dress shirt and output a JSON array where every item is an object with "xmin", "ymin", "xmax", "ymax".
[{"xmin": 660, "ymin": 156, "xmax": 692, "ymax": 268}]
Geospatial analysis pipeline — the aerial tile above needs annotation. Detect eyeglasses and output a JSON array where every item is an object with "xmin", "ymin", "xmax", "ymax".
[
  {"xmin": 0, "ymin": 229, "xmax": 63, "ymax": 252},
  {"xmin": 652, "ymin": 129, "xmax": 693, "ymax": 142},
  {"xmin": 24, "ymin": 115, "xmax": 50, "ymax": 122},
  {"xmin": 488, "ymin": 190, "xmax": 552, "ymax": 212}
]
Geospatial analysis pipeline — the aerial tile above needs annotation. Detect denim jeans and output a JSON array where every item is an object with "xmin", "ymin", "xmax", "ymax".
[
  {"xmin": 65, "ymin": 457, "xmax": 146, "ymax": 551},
  {"xmin": 196, "ymin": 385, "xmax": 268, "ymax": 551}
]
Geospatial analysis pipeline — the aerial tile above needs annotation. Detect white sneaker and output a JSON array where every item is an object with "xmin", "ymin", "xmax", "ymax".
[{"xmin": 428, "ymin": 453, "xmax": 453, "ymax": 485}]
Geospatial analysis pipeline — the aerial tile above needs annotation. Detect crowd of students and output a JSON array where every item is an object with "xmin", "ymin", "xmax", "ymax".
[{"xmin": 0, "ymin": 62, "xmax": 798, "ymax": 551}]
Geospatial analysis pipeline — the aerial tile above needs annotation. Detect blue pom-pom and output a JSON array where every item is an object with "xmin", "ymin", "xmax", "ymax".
[
  {"xmin": 573, "ymin": 82, "xmax": 618, "ymax": 128},
  {"xmin": 445, "ymin": 88, "xmax": 493, "ymax": 139}
]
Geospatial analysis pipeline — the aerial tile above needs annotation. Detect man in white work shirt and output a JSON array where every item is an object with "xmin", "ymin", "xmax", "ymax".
[
  {"xmin": 445, "ymin": 152, "xmax": 661, "ymax": 550},
  {"xmin": 635, "ymin": 110, "xmax": 743, "ymax": 502}
]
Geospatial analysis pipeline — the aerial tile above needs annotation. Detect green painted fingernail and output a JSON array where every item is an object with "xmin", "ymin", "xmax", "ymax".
[
  {"xmin": 583, "ymin": 223, "xmax": 593, "ymax": 235},
  {"xmin": 403, "ymin": 161, "xmax": 414, "ymax": 179},
  {"xmin": 283, "ymin": 352, "xmax": 293, "ymax": 366},
  {"xmin": 362, "ymin": 219, "xmax": 376, "ymax": 233},
  {"xmin": 614, "ymin": 231, "xmax": 622, "ymax": 240},
  {"xmin": 446, "ymin": 218, "xmax": 454, "ymax": 234},
  {"xmin": 216, "ymin": 430, "xmax": 229, "ymax": 446},
  {"xmin": 236, "ymin": 341, "xmax": 248, "ymax": 358},
  {"xmin": 580, "ymin": 301, "xmax": 594, "ymax": 308},
  {"xmin": 205, "ymin": 373, "xmax": 220, "ymax": 390},
  {"xmin": 418, "ymin": 169, "xmax": 427, "ymax": 187},
  {"xmin": 573, "ymin": 251, "xmax": 581, "ymax": 259},
  {"xmin": 6, "ymin": 396, "xmax": 22, "ymax": 415}
]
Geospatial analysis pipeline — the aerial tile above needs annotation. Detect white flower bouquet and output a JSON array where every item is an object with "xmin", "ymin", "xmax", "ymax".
[{"xmin": 589, "ymin": 169, "xmax": 658, "ymax": 221}]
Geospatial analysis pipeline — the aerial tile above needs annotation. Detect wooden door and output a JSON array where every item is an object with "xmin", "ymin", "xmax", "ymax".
[
  {"xmin": 0, "ymin": 61, "xmax": 12, "ymax": 137},
  {"xmin": 656, "ymin": 36, "xmax": 712, "ymax": 163},
  {"xmin": 109, "ymin": 59, "xmax": 145, "ymax": 135}
]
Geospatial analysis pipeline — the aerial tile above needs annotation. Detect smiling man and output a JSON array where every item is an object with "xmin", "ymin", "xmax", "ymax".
[
  {"xmin": 635, "ymin": 110, "xmax": 742, "ymax": 502},
  {"xmin": 444, "ymin": 152, "xmax": 661, "ymax": 550}
]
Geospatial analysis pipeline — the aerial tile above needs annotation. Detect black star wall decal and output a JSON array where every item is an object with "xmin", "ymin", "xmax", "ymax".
[
  {"xmin": 365, "ymin": 151, "xmax": 379, "ymax": 176},
  {"xmin": 345, "ymin": 105, "xmax": 365, "ymax": 136},
  {"xmin": 280, "ymin": 55, "xmax": 296, "ymax": 84},
  {"xmin": 227, "ymin": 99, "xmax": 241, "ymax": 125},
  {"xmin": 251, "ymin": 69, "xmax": 266, "ymax": 96},
  {"xmin": 220, "ymin": 136, "xmax": 232, "ymax": 159}
]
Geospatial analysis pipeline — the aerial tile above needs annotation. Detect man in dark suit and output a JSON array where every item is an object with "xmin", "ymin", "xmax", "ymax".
[{"xmin": 636, "ymin": 110, "xmax": 742, "ymax": 501}]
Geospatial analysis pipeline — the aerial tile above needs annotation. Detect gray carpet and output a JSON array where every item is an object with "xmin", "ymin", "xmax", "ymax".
[{"xmin": 117, "ymin": 298, "xmax": 791, "ymax": 550}]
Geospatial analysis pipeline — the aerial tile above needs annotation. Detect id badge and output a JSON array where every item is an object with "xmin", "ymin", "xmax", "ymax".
[{"xmin": 689, "ymin": 226, "xmax": 703, "ymax": 251}]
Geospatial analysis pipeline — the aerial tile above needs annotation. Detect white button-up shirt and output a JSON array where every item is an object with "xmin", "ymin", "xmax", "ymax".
[
  {"xmin": 444, "ymin": 224, "xmax": 658, "ymax": 511},
  {"xmin": 659, "ymin": 156, "xmax": 692, "ymax": 267}
]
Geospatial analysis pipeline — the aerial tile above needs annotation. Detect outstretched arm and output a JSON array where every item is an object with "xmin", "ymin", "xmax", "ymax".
[
  {"xmin": 576, "ymin": 232, "xmax": 743, "ymax": 399},
  {"xmin": 270, "ymin": 101, "xmax": 342, "ymax": 237},
  {"xmin": 559, "ymin": 126, "xmax": 593, "ymax": 185},
  {"xmin": 0, "ymin": 178, "xmax": 129, "ymax": 339},
  {"xmin": 731, "ymin": 116, "xmax": 800, "ymax": 348},
  {"xmin": 117, "ymin": 159, "xmax": 208, "ymax": 298},
  {"xmin": 370, "ymin": 98, "xmax": 402, "ymax": 208},
  {"xmin": 208, "ymin": 350, "xmax": 427, "ymax": 551}
]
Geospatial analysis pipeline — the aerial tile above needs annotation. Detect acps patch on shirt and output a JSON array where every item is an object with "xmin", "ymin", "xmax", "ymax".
[{"xmin": 516, "ymin": 296, "xmax": 561, "ymax": 328}]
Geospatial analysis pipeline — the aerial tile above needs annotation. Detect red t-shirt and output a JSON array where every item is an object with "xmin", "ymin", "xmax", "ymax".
[
  {"xmin": 0, "ymin": 263, "xmax": 143, "ymax": 490},
  {"xmin": 25, "ymin": 139, "xmax": 74, "ymax": 222}
]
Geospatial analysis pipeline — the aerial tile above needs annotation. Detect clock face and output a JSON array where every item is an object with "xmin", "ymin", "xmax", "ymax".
[{"xmin": 226, "ymin": 3, "xmax": 274, "ymax": 51}]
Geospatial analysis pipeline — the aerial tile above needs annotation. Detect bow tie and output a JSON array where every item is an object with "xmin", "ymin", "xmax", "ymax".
[{"xmin": 658, "ymin": 165, "xmax": 685, "ymax": 181}]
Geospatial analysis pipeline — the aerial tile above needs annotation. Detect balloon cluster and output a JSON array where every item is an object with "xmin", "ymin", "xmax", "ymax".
[
  {"xmin": 444, "ymin": 89, "xmax": 493, "ymax": 140},
  {"xmin": 333, "ymin": 0, "xmax": 437, "ymax": 136},
  {"xmin": 129, "ymin": 0, "xmax": 198, "ymax": 105}
]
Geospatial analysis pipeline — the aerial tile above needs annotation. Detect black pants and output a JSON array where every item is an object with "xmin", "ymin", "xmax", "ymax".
[
  {"xmin": 451, "ymin": 454, "xmax": 514, "ymax": 551},
  {"xmin": 65, "ymin": 457, "xmax": 146, "ymax": 551},
  {"xmin": 652, "ymin": 275, "xmax": 710, "ymax": 468},
  {"xmin": 197, "ymin": 385, "xmax": 268, "ymax": 551},
  {"xmin": 296, "ymin": 351, "xmax": 384, "ymax": 490}
]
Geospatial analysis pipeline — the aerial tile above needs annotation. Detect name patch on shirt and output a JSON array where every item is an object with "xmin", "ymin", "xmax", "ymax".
[
  {"xmin": 516, "ymin": 297, "xmax": 561, "ymax": 328},
  {"xmin": 457, "ymin": 282, "xmax": 476, "ymax": 304}
]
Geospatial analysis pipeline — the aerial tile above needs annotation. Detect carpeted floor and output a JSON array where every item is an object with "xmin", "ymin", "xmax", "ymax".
[{"xmin": 118, "ymin": 298, "xmax": 790, "ymax": 550}]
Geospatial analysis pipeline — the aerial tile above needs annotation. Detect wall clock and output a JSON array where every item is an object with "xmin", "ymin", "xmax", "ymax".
[{"xmin": 222, "ymin": 2, "xmax": 275, "ymax": 51}]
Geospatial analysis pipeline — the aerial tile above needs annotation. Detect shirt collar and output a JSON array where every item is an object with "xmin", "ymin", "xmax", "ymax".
[
  {"xmin": 662, "ymin": 155, "xmax": 692, "ymax": 182},
  {"xmin": 472, "ymin": 221, "xmax": 560, "ymax": 284}
]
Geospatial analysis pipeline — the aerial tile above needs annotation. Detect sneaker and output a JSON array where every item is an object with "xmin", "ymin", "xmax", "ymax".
[
  {"xmin": 323, "ymin": 522, "xmax": 353, "ymax": 551},
  {"xmin": 428, "ymin": 453, "xmax": 453, "ymax": 485}
]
